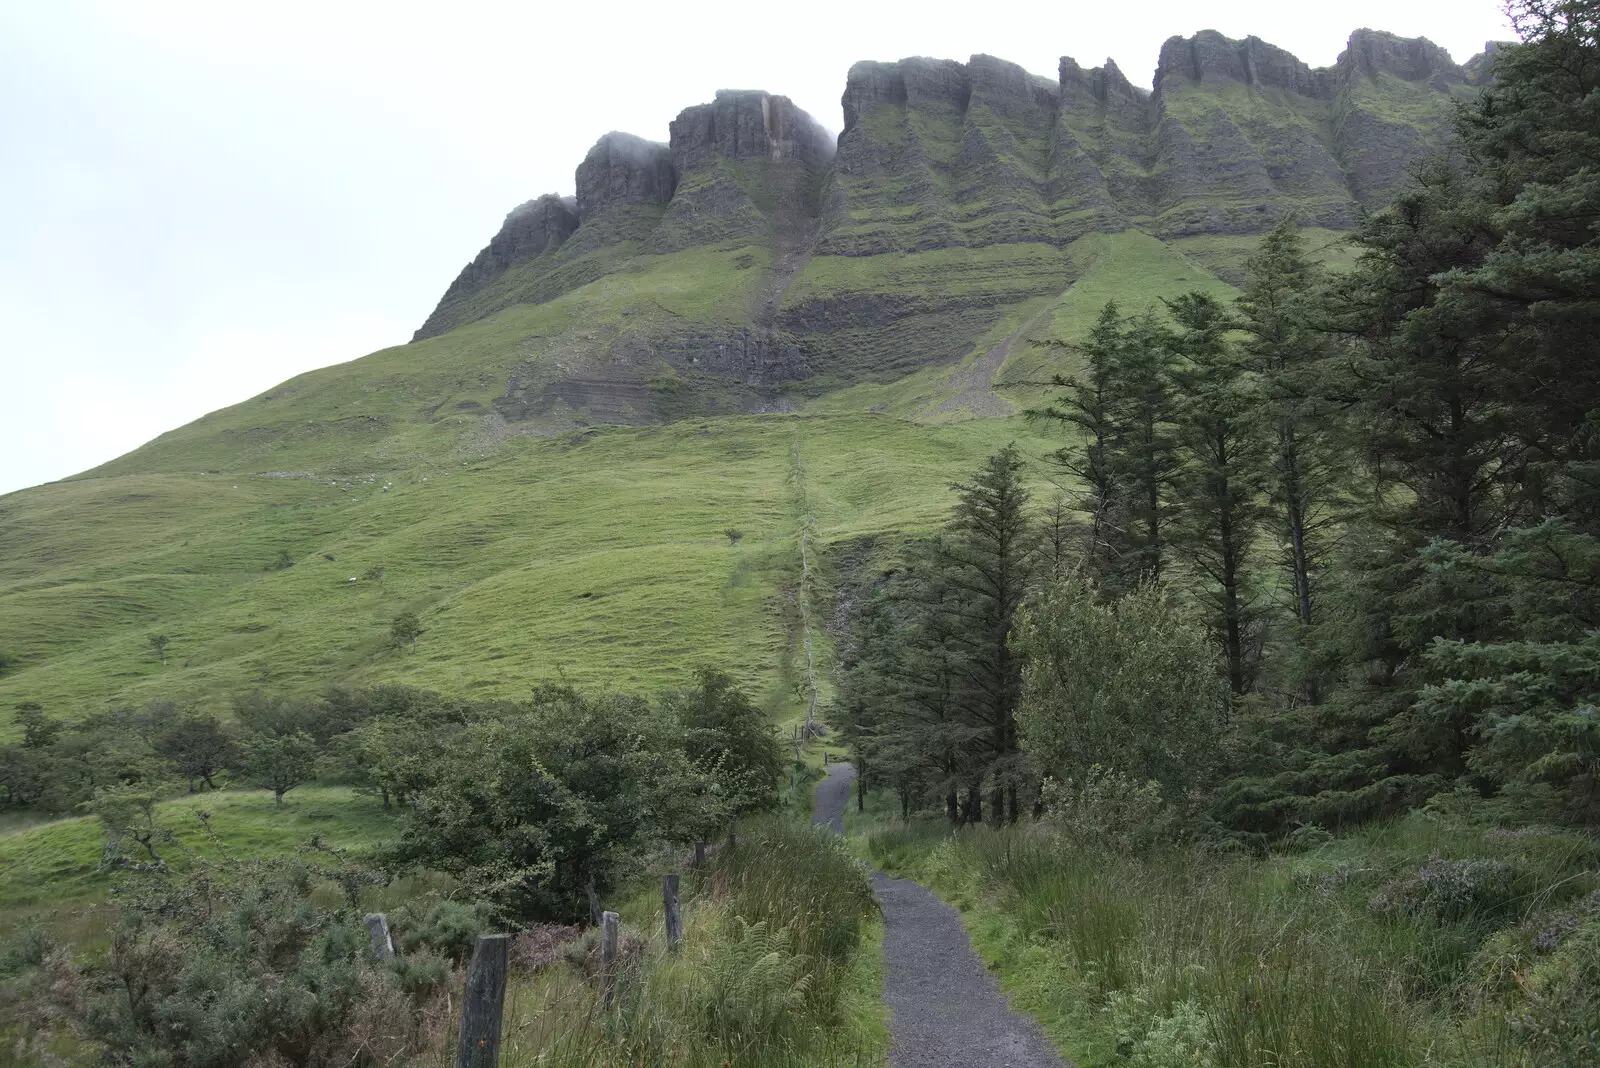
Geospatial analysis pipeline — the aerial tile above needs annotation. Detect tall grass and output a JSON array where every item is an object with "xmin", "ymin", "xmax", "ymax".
[
  {"xmin": 501, "ymin": 818, "xmax": 885, "ymax": 1068},
  {"xmin": 868, "ymin": 816, "xmax": 1600, "ymax": 1067}
]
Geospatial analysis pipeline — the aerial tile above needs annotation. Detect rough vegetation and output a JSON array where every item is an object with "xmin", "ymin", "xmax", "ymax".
[{"xmin": 10, "ymin": 8, "xmax": 1600, "ymax": 1067}]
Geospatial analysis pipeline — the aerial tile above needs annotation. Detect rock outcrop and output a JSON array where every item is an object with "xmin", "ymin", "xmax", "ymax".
[
  {"xmin": 413, "ymin": 27, "xmax": 1490, "ymax": 422},
  {"xmin": 653, "ymin": 90, "xmax": 834, "ymax": 252},
  {"xmin": 575, "ymin": 132, "xmax": 675, "ymax": 217},
  {"xmin": 413, "ymin": 195, "xmax": 579, "ymax": 340}
]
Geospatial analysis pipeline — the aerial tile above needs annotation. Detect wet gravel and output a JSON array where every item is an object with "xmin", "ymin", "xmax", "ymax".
[{"xmin": 812, "ymin": 763, "xmax": 1069, "ymax": 1068}]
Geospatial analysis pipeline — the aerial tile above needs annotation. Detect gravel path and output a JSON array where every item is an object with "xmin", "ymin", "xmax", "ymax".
[{"xmin": 812, "ymin": 763, "xmax": 1068, "ymax": 1068}]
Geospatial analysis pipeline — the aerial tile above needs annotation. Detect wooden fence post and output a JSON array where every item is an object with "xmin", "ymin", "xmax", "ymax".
[
  {"xmin": 453, "ymin": 933, "xmax": 509, "ymax": 1068},
  {"xmin": 600, "ymin": 910, "xmax": 620, "ymax": 1009},
  {"xmin": 663, "ymin": 874, "xmax": 682, "ymax": 952},
  {"xmin": 363, "ymin": 912, "xmax": 393, "ymax": 963}
]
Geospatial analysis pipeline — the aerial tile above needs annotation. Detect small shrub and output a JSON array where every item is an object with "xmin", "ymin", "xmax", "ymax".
[
  {"xmin": 394, "ymin": 899, "xmax": 489, "ymax": 965},
  {"xmin": 389, "ymin": 610, "xmax": 423, "ymax": 649},
  {"xmin": 509, "ymin": 923, "xmax": 582, "ymax": 973},
  {"xmin": 693, "ymin": 918, "xmax": 809, "ymax": 1046},
  {"xmin": 1505, "ymin": 912, "xmax": 1600, "ymax": 1065},
  {"xmin": 1040, "ymin": 766, "xmax": 1174, "ymax": 854},
  {"xmin": 0, "ymin": 924, "xmax": 51, "ymax": 973},
  {"xmin": 1368, "ymin": 857, "xmax": 1521, "ymax": 921}
]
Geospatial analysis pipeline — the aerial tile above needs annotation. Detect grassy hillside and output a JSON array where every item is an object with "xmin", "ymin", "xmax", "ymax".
[
  {"xmin": 0, "ymin": 224, "xmax": 1375, "ymax": 729},
  {"xmin": 0, "ymin": 787, "xmax": 395, "ymax": 912}
]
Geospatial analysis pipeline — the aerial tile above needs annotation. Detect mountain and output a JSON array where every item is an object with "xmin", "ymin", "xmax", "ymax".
[{"xmin": 0, "ymin": 29, "xmax": 1490, "ymax": 721}]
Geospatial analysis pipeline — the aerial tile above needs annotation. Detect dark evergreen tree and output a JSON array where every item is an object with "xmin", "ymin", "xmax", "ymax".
[
  {"xmin": 1167, "ymin": 293, "xmax": 1270, "ymax": 696},
  {"xmin": 1113, "ymin": 310, "xmax": 1182, "ymax": 586},
  {"xmin": 1237, "ymin": 219, "xmax": 1344, "ymax": 638},
  {"xmin": 1036, "ymin": 302, "xmax": 1127, "ymax": 583},
  {"xmin": 937, "ymin": 445, "xmax": 1035, "ymax": 823}
]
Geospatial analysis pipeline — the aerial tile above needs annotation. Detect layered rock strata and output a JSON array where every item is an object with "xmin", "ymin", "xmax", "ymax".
[{"xmin": 412, "ymin": 28, "xmax": 1487, "ymax": 426}]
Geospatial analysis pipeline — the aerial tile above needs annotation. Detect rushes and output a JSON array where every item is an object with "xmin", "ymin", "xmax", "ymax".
[
  {"xmin": 502, "ymin": 818, "xmax": 883, "ymax": 1068},
  {"xmin": 868, "ymin": 818, "xmax": 1600, "ymax": 1067}
]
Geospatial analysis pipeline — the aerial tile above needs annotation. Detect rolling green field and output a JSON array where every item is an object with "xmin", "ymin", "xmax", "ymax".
[
  {"xmin": 0, "ymin": 225, "xmax": 1375, "ymax": 730},
  {"xmin": 0, "ymin": 787, "xmax": 396, "ymax": 912}
]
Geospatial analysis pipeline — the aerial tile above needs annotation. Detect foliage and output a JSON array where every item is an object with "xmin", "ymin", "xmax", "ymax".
[
  {"xmin": 1039, "ymin": 767, "xmax": 1175, "ymax": 854},
  {"xmin": 831, "ymin": 447, "xmax": 1036, "ymax": 825},
  {"xmin": 1166, "ymin": 291, "xmax": 1269, "ymax": 695},
  {"xmin": 392, "ymin": 898, "xmax": 493, "ymax": 966},
  {"xmin": 389, "ymin": 610, "xmax": 423, "ymax": 650},
  {"xmin": 82, "ymin": 784, "xmax": 174, "ymax": 871},
  {"xmin": 693, "ymin": 918, "xmax": 810, "ymax": 1043},
  {"xmin": 154, "ymin": 713, "xmax": 236, "ymax": 792},
  {"xmin": 243, "ymin": 729, "xmax": 318, "ymax": 804},
  {"xmin": 15, "ymin": 702, "xmax": 59, "ymax": 750},
  {"xmin": 73, "ymin": 859, "xmax": 440, "ymax": 1068},
  {"xmin": 662, "ymin": 666, "xmax": 785, "ymax": 839},
  {"xmin": 389, "ymin": 685, "xmax": 708, "ymax": 921},
  {"xmin": 1015, "ymin": 578, "xmax": 1226, "ymax": 801}
]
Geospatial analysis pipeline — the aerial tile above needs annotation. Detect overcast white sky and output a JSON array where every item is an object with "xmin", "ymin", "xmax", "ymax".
[{"xmin": 0, "ymin": 0, "xmax": 1514, "ymax": 495}]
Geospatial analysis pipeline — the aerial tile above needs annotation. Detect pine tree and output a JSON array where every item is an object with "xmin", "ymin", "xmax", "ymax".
[
  {"xmin": 1453, "ymin": 0, "xmax": 1600, "ymax": 529},
  {"xmin": 1113, "ymin": 310, "xmax": 1181, "ymax": 586},
  {"xmin": 1036, "ymin": 302, "xmax": 1126, "ymax": 582},
  {"xmin": 937, "ymin": 445, "xmax": 1035, "ymax": 823},
  {"xmin": 1167, "ymin": 292, "xmax": 1270, "ymax": 696},
  {"xmin": 1237, "ymin": 219, "xmax": 1343, "ymax": 632}
]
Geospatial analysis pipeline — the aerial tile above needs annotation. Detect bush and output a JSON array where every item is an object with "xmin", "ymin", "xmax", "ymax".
[
  {"xmin": 72, "ymin": 861, "xmax": 447, "ymax": 1067},
  {"xmin": 1016, "ymin": 579, "xmax": 1227, "ymax": 801},
  {"xmin": 394, "ymin": 899, "xmax": 490, "ymax": 965},
  {"xmin": 1507, "ymin": 910, "xmax": 1600, "ymax": 1065},
  {"xmin": 1040, "ymin": 765, "xmax": 1175, "ymax": 854},
  {"xmin": 1367, "ymin": 856, "xmax": 1522, "ymax": 922},
  {"xmin": 0, "ymin": 924, "xmax": 51, "ymax": 974}
]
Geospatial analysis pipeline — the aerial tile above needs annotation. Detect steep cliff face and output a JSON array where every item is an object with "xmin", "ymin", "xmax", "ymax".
[
  {"xmin": 1327, "ymin": 30, "xmax": 1474, "ymax": 208},
  {"xmin": 411, "ymin": 27, "xmax": 1487, "ymax": 424},
  {"xmin": 653, "ymin": 89, "xmax": 834, "ymax": 252},
  {"xmin": 412, "ymin": 195, "xmax": 580, "ymax": 340}
]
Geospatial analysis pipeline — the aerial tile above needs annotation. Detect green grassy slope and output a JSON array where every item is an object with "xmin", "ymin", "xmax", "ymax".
[
  {"xmin": 0, "ymin": 224, "xmax": 1368, "ymax": 728},
  {"xmin": 0, "ymin": 787, "xmax": 395, "ymax": 910},
  {"xmin": 0, "ymin": 412, "xmax": 1058, "ymax": 724}
]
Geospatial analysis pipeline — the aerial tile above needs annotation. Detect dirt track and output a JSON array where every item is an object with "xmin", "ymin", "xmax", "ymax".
[{"xmin": 812, "ymin": 763, "xmax": 1068, "ymax": 1067}]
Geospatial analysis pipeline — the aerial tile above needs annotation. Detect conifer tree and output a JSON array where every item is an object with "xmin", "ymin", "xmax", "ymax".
[
  {"xmin": 1167, "ymin": 292, "xmax": 1269, "ymax": 696},
  {"xmin": 1037, "ymin": 302, "xmax": 1126, "ymax": 582},
  {"xmin": 937, "ymin": 445, "xmax": 1035, "ymax": 823},
  {"xmin": 1237, "ymin": 219, "xmax": 1343, "ymax": 633},
  {"xmin": 1113, "ymin": 310, "xmax": 1181, "ymax": 586}
]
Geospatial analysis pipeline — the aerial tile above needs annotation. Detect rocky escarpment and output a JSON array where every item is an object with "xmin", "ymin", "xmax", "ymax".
[
  {"xmin": 653, "ymin": 90, "xmax": 835, "ymax": 253},
  {"xmin": 412, "ymin": 27, "xmax": 1488, "ymax": 426},
  {"xmin": 412, "ymin": 195, "xmax": 579, "ymax": 340},
  {"xmin": 824, "ymin": 28, "xmax": 1480, "ymax": 251},
  {"xmin": 415, "ymin": 91, "xmax": 833, "ymax": 342}
]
